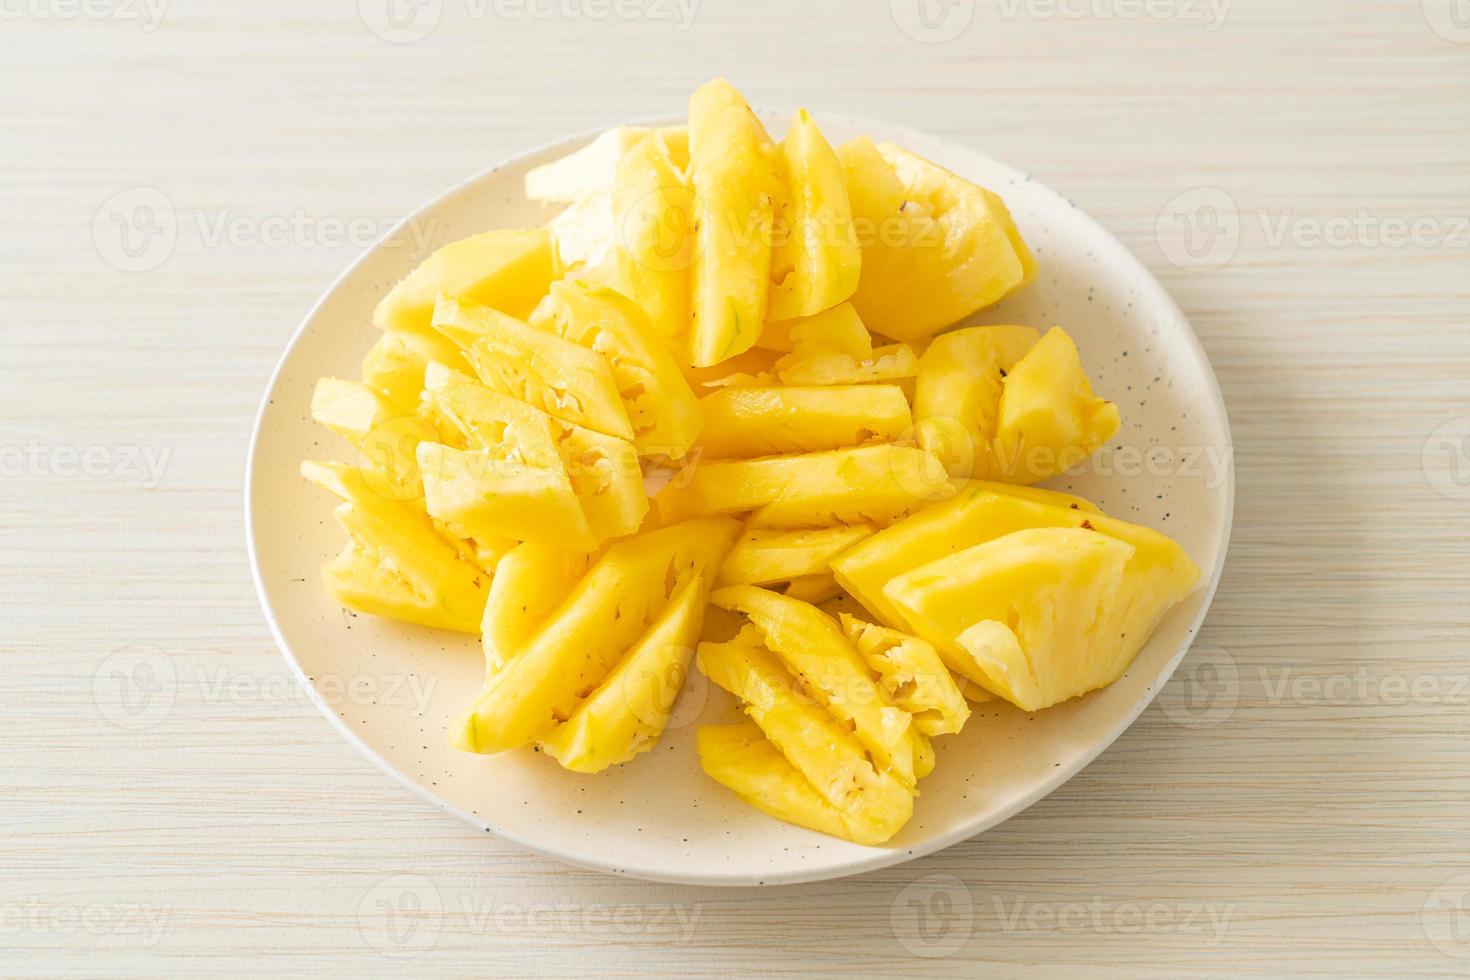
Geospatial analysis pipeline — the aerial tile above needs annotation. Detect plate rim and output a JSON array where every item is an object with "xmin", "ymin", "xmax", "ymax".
[{"xmin": 244, "ymin": 109, "xmax": 1235, "ymax": 887}]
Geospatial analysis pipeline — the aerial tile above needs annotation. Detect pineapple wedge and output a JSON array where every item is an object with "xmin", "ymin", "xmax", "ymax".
[
  {"xmin": 436, "ymin": 295, "xmax": 634, "ymax": 441},
  {"xmin": 767, "ymin": 109, "xmax": 861, "ymax": 322},
  {"xmin": 697, "ymin": 385, "xmax": 911, "ymax": 457},
  {"xmin": 831, "ymin": 480, "xmax": 1103, "ymax": 633},
  {"xmin": 688, "ymin": 79, "xmax": 781, "ymax": 366},
  {"xmin": 374, "ymin": 228, "xmax": 554, "ymax": 336},
  {"xmin": 698, "ymin": 722, "xmax": 896, "ymax": 845},
  {"xmin": 612, "ymin": 130, "xmax": 695, "ymax": 349},
  {"xmin": 992, "ymin": 327, "xmax": 1121, "ymax": 484},
  {"xmin": 838, "ymin": 138, "xmax": 1035, "ymax": 343},
  {"xmin": 684, "ymin": 444, "xmax": 951, "ymax": 528},
  {"xmin": 840, "ymin": 616, "xmax": 969, "ymax": 737},
  {"xmin": 302, "ymin": 461, "xmax": 489, "ymax": 633},
  {"xmin": 782, "ymin": 573, "xmax": 843, "ymax": 604},
  {"xmin": 310, "ymin": 377, "xmax": 438, "ymax": 504},
  {"xmin": 452, "ymin": 516, "xmax": 738, "ymax": 754},
  {"xmin": 914, "ymin": 324, "xmax": 1041, "ymax": 479},
  {"xmin": 885, "ymin": 527, "xmax": 1138, "ymax": 711},
  {"xmin": 481, "ymin": 540, "xmax": 592, "ymax": 673},
  {"xmin": 531, "ymin": 280, "xmax": 703, "ymax": 458},
  {"xmin": 540, "ymin": 573, "xmax": 710, "ymax": 773},
  {"xmin": 711, "ymin": 585, "xmax": 930, "ymax": 787},
  {"xmin": 717, "ymin": 525, "xmax": 874, "ymax": 588},
  {"xmin": 362, "ymin": 329, "xmax": 472, "ymax": 414},
  {"xmin": 698, "ymin": 634, "xmax": 913, "ymax": 840}
]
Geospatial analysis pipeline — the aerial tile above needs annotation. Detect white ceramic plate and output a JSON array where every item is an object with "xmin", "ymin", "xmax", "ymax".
[{"xmin": 246, "ymin": 110, "xmax": 1233, "ymax": 886}]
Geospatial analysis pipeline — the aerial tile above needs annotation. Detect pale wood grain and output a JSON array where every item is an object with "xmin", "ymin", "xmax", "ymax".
[{"xmin": 3, "ymin": 0, "xmax": 1468, "ymax": 975}]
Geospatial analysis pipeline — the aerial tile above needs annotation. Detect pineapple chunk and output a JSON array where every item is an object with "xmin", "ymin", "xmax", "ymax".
[
  {"xmin": 362, "ymin": 329, "xmax": 472, "ymax": 414},
  {"xmin": 558, "ymin": 422, "xmax": 648, "ymax": 545},
  {"xmin": 697, "ymin": 385, "xmax": 911, "ymax": 457},
  {"xmin": 697, "ymin": 722, "xmax": 905, "ymax": 846},
  {"xmin": 302, "ymin": 461, "xmax": 489, "ymax": 633},
  {"xmin": 885, "ymin": 527, "xmax": 1137, "ymax": 710},
  {"xmin": 838, "ymin": 138, "xmax": 1034, "ymax": 343},
  {"xmin": 781, "ymin": 573, "xmax": 843, "ymax": 604},
  {"xmin": 767, "ymin": 109, "xmax": 861, "ymax": 321},
  {"xmin": 711, "ymin": 585, "xmax": 929, "ymax": 787},
  {"xmin": 547, "ymin": 193, "xmax": 616, "ymax": 283},
  {"xmin": 532, "ymin": 280, "xmax": 703, "ymax": 458},
  {"xmin": 452, "ymin": 516, "xmax": 739, "ymax": 754},
  {"xmin": 310, "ymin": 377, "xmax": 438, "ymax": 504},
  {"xmin": 840, "ymin": 616, "xmax": 969, "ymax": 736},
  {"xmin": 992, "ymin": 327, "xmax": 1121, "ymax": 484},
  {"xmin": 775, "ymin": 343, "xmax": 918, "ymax": 387},
  {"xmin": 831, "ymin": 481, "xmax": 1103, "ymax": 633},
  {"xmin": 374, "ymin": 228, "xmax": 554, "ymax": 337},
  {"xmin": 612, "ymin": 130, "xmax": 695, "ymax": 348},
  {"xmin": 757, "ymin": 301, "xmax": 868, "ymax": 354},
  {"xmin": 698, "ymin": 635, "xmax": 913, "ymax": 837},
  {"xmin": 437, "ymin": 295, "xmax": 635, "ymax": 441},
  {"xmin": 717, "ymin": 525, "xmax": 874, "ymax": 588},
  {"xmin": 688, "ymin": 79, "xmax": 781, "ymax": 366},
  {"xmin": 685, "ymin": 444, "xmax": 951, "ymax": 528},
  {"xmin": 540, "ymin": 574, "xmax": 709, "ymax": 773},
  {"xmin": 914, "ymin": 324, "xmax": 1041, "ymax": 478},
  {"xmin": 526, "ymin": 125, "xmax": 687, "ymax": 203},
  {"xmin": 481, "ymin": 541, "xmax": 591, "ymax": 672}
]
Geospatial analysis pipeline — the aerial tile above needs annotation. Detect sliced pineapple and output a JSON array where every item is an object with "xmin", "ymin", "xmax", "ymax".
[
  {"xmin": 913, "ymin": 324, "xmax": 1041, "ymax": 479},
  {"xmin": 374, "ymin": 228, "xmax": 554, "ymax": 337},
  {"xmin": 840, "ymin": 615, "xmax": 969, "ymax": 736},
  {"xmin": 782, "ymin": 572, "xmax": 843, "ymax": 604},
  {"xmin": 766, "ymin": 109, "xmax": 861, "ymax": 322},
  {"xmin": 540, "ymin": 573, "xmax": 709, "ymax": 773},
  {"xmin": 685, "ymin": 444, "xmax": 951, "ymax": 528},
  {"xmin": 452, "ymin": 516, "xmax": 739, "ymax": 754},
  {"xmin": 831, "ymin": 480, "xmax": 1104, "ymax": 634},
  {"xmin": 481, "ymin": 540, "xmax": 592, "ymax": 673},
  {"xmin": 687, "ymin": 79, "xmax": 781, "ymax": 366},
  {"xmin": 698, "ymin": 385, "xmax": 911, "ymax": 457},
  {"xmin": 698, "ymin": 634, "xmax": 913, "ymax": 840},
  {"xmin": 717, "ymin": 525, "xmax": 874, "ymax": 588},
  {"xmin": 992, "ymin": 327, "xmax": 1121, "ymax": 484},
  {"xmin": 837, "ymin": 138, "xmax": 1034, "ymax": 343},
  {"xmin": 698, "ymin": 722, "xmax": 895, "ymax": 845},
  {"xmin": 613, "ymin": 130, "xmax": 695, "ymax": 349},
  {"xmin": 302, "ymin": 461, "xmax": 489, "ymax": 633},
  {"xmin": 531, "ymin": 279, "xmax": 703, "ymax": 458}
]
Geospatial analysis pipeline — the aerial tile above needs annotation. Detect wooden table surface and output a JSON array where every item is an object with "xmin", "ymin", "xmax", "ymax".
[{"xmin": 4, "ymin": 0, "xmax": 1468, "ymax": 975}]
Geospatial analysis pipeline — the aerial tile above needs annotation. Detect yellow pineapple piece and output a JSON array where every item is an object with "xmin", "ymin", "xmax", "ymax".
[
  {"xmin": 481, "ymin": 540, "xmax": 592, "ymax": 672},
  {"xmin": 767, "ymin": 109, "xmax": 861, "ymax": 322},
  {"xmin": 840, "ymin": 615, "xmax": 969, "ymax": 736},
  {"xmin": 452, "ymin": 516, "xmax": 739, "ymax": 754},
  {"xmin": 301, "ymin": 461, "xmax": 488, "ymax": 633},
  {"xmin": 374, "ymin": 228, "xmax": 554, "ymax": 337},
  {"xmin": 612, "ymin": 130, "xmax": 695, "ymax": 349},
  {"xmin": 992, "ymin": 327, "xmax": 1121, "ymax": 484},
  {"xmin": 781, "ymin": 573, "xmax": 843, "ymax": 604},
  {"xmin": 531, "ymin": 279, "xmax": 703, "ymax": 458},
  {"xmin": 688, "ymin": 79, "xmax": 781, "ymax": 366},
  {"xmin": 838, "ymin": 138, "xmax": 1034, "ymax": 343},
  {"xmin": 913, "ymin": 324, "xmax": 1041, "ymax": 479},
  {"xmin": 540, "ymin": 573, "xmax": 710, "ymax": 773},
  {"xmin": 698, "ymin": 634, "xmax": 913, "ymax": 839},
  {"xmin": 717, "ymin": 525, "xmax": 874, "ymax": 588},
  {"xmin": 362, "ymin": 329, "xmax": 472, "ymax": 415},
  {"xmin": 685, "ymin": 444, "xmax": 951, "ymax": 528},
  {"xmin": 831, "ymin": 480, "xmax": 1103, "ymax": 633},
  {"xmin": 436, "ymin": 295, "xmax": 635, "ymax": 442},
  {"xmin": 698, "ymin": 723, "xmax": 894, "ymax": 845},
  {"xmin": 697, "ymin": 385, "xmax": 911, "ymax": 457},
  {"xmin": 711, "ymin": 585, "xmax": 929, "ymax": 787},
  {"xmin": 885, "ymin": 527, "xmax": 1138, "ymax": 710}
]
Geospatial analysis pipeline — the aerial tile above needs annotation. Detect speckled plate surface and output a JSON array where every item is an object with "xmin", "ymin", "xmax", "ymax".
[{"xmin": 246, "ymin": 111, "xmax": 1233, "ymax": 886}]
